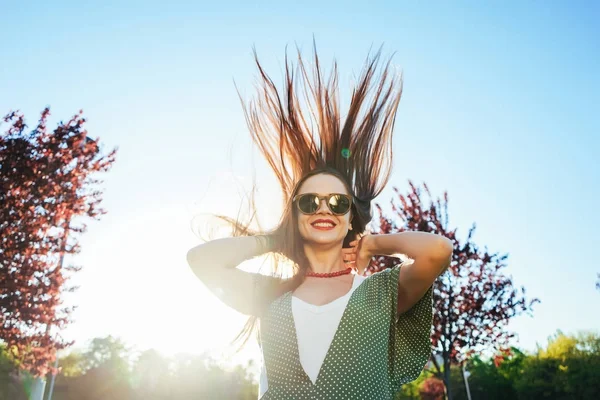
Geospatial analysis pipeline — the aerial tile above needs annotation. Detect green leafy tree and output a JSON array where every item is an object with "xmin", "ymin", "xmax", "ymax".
[
  {"xmin": 396, "ymin": 371, "xmax": 428, "ymax": 399},
  {"xmin": 0, "ymin": 344, "xmax": 27, "ymax": 400},
  {"xmin": 131, "ymin": 349, "xmax": 172, "ymax": 399},
  {"xmin": 51, "ymin": 336, "xmax": 133, "ymax": 400},
  {"xmin": 169, "ymin": 354, "xmax": 257, "ymax": 399},
  {"xmin": 49, "ymin": 338, "xmax": 258, "ymax": 400},
  {"xmin": 57, "ymin": 350, "xmax": 86, "ymax": 378},
  {"xmin": 81, "ymin": 336, "xmax": 130, "ymax": 373},
  {"xmin": 456, "ymin": 352, "xmax": 522, "ymax": 400},
  {"xmin": 515, "ymin": 331, "xmax": 600, "ymax": 400}
]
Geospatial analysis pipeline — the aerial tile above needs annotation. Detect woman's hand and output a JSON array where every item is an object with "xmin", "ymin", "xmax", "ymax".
[{"xmin": 342, "ymin": 234, "xmax": 375, "ymax": 273}]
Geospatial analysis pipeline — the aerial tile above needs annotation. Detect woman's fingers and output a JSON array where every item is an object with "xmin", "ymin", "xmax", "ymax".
[{"xmin": 343, "ymin": 243, "xmax": 358, "ymax": 264}]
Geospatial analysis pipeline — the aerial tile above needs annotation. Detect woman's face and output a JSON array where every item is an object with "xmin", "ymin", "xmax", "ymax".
[{"xmin": 295, "ymin": 173, "xmax": 352, "ymax": 246}]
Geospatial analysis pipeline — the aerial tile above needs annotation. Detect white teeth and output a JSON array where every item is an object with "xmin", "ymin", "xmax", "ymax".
[{"xmin": 313, "ymin": 222, "xmax": 335, "ymax": 228}]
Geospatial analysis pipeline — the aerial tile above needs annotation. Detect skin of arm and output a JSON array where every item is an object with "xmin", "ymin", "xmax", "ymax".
[
  {"xmin": 186, "ymin": 235, "xmax": 274, "ymax": 315},
  {"xmin": 362, "ymin": 232, "xmax": 453, "ymax": 314}
]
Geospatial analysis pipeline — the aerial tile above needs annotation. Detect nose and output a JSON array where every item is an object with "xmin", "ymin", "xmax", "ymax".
[{"xmin": 315, "ymin": 198, "xmax": 331, "ymax": 214}]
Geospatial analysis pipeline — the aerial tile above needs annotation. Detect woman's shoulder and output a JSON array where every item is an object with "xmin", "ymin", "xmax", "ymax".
[
  {"xmin": 350, "ymin": 263, "xmax": 403, "ymax": 304},
  {"xmin": 361, "ymin": 263, "xmax": 402, "ymax": 285}
]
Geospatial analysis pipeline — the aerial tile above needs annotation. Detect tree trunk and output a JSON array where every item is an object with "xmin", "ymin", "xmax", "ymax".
[{"xmin": 443, "ymin": 358, "xmax": 452, "ymax": 400}]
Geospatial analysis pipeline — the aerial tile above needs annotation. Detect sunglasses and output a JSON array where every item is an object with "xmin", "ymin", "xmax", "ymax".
[{"xmin": 292, "ymin": 193, "xmax": 353, "ymax": 215}]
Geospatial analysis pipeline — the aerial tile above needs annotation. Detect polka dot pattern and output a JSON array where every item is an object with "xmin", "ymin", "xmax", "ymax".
[{"xmin": 258, "ymin": 264, "xmax": 433, "ymax": 399}]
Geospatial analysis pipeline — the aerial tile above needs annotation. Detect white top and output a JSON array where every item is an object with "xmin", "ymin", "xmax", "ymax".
[{"xmin": 258, "ymin": 274, "xmax": 366, "ymax": 398}]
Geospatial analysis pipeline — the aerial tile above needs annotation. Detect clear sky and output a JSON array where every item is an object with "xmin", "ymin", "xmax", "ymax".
[{"xmin": 2, "ymin": 0, "xmax": 599, "ymax": 369}]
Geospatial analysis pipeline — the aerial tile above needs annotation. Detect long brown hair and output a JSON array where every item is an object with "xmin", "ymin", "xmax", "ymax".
[{"xmin": 218, "ymin": 44, "xmax": 403, "ymax": 347}]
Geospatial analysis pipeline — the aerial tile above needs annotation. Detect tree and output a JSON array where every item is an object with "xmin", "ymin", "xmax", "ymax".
[
  {"xmin": 131, "ymin": 349, "xmax": 172, "ymax": 399},
  {"xmin": 395, "ymin": 371, "xmax": 428, "ymax": 399},
  {"xmin": 515, "ymin": 331, "xmax": 600, "ymax": 400},
  {"xmin": 56, "ymin": 351, "xmax": 86, "ymax": 378},
  {"xmin": 169, "ymin": 354, "xmax": 257, "ymax": 400},
  {"xmin": 369, "ymin": 181, "xmax": 538, "ymax": 399},
  {"xmin": 51, "ymin": 336, "xmax": 133, "ymax": 400},
  {"xmin": 48, "ymin": 338, "xmax": 258, "ymax": 400},
  {"xmin": 0, "ymin": 344, "xmax": 27, "ymax": 400},
  {"xmin": 0, "ymin": 108, "xmax": 117, "ymax": 376},
  {"xmin": 419, "ymin": 377, "xmax": 446, "ymax": 400},
  {"xmin": 53, "ymin": 363, "xmax": 134, "ymax": 400},
  {"xmin": 456, "ymin": 351, "xmax": 522, "ymax": 400},
  {"xmin": 395, "ymin": 334, "xmax": 600, "ymax": 400},
  {"xmin": 81, "ymin": 336, "xmax": 130, "ymax": 373}
]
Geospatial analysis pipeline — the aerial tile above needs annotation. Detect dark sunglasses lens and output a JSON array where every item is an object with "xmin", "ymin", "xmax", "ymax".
[
  {"xmin": 298, "ymin": 194, "xmax": 319, "ymax": 214},
  {"xmin": 329, "ymin": 195, "xmax": 350, "ymax": 214}
]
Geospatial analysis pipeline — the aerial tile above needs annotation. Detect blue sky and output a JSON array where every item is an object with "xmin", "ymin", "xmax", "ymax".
[{"xmin": 2, "ymin": 1, "xmax": 599, "ymax": 365}]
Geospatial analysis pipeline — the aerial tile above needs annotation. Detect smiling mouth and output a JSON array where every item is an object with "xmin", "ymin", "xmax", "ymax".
[{"xmin": 311, "ymin": 220, "xmax": 336, "ymax": 230}]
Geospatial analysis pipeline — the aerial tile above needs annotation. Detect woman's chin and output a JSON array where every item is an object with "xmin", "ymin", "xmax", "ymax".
[{"xmin": 304, "ymin": 233, "xmax": 344, "ymax": 246}]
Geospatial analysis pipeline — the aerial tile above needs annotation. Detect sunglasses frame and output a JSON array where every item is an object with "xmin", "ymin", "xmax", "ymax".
[{"xmin": 292, "ymin": 193, "xmax": 354, "ymax": 216}]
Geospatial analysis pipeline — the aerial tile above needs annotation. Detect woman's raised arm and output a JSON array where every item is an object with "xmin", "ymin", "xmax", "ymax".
[{"xmin": 186, "ymin": 235, "xmax": 277, "ymax": 315}]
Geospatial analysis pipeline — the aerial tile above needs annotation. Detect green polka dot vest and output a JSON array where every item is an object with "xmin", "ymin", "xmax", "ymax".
[{"xmin": 259, "ymin": 264, "xmax": 433, "ymax": 399}]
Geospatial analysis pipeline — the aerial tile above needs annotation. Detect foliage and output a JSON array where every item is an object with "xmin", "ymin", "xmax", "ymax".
[
  {"xmin": 455, "ymin": 351, "xmax": 522, "ymax": 400},
  {"xmin": 370, "ymin": 181, "xmax": 538, "ymax": 398},
  {"xmin": 1, "ymin": 332, "xmax": 598, "ymax": 400},
  {"xmin": 419, "ymin": 377, "xmax": 446, "ymax": 400},
  {"xmin": 0, "ymin": 108, "xmax": 117, "ymax": 376},
  {"xmin": 45, "ymin": 336, "xmax": 257, "ymax": 400},
  {"xmin": 396, "ymin": 370, "xmax": 428, "ymax": 399},
  {"xmin": 514, "ymin": 331, "xmax": 600, "ymax": 400},
  {"xmin": 0, "ymin": 344, "xmax": 27, "ymax": 400},
  {"xmin": 393, "ymin": 332, "xmax": 600, "ymax": 400}
]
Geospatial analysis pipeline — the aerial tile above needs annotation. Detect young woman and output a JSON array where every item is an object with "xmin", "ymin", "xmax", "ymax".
[{"xmin": 187, "ymin": 47, "xmax": 452, "ymax": 399}]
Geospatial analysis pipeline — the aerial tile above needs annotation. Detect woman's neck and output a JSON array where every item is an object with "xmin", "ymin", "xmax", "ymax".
[{"xmin": 303, "ymin": 242, "xmax": 345, "ymax": 273}]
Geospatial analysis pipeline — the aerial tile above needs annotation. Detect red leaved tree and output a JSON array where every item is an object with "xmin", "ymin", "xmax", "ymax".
[
  {"xmin": 0, "ymin": 108, "xmax": 117, "ymax": 376},
  {"xmin": 420, "ymin": 377, "xmax": 446, "ymax": 400},
  {"xmin": 368, "ymin": 181, "xmax": 538, "ymax": 399}
]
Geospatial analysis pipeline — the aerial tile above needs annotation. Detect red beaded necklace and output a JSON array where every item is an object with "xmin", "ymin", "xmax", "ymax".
[{"xmin": 305, "ymin": 267, "xmax": 353, "ymax": 278}]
